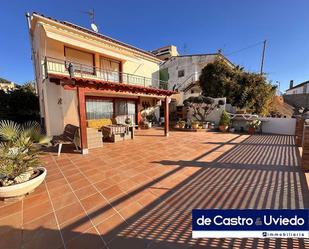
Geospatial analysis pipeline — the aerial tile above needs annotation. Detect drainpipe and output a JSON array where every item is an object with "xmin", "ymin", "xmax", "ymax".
[
  {"xmin": 26, "ymin": 12, "xmax": 47, "ymax": 128},
  {"xmin": 25, "ymin": 12, "xmax": 38, "ymax": 94}
]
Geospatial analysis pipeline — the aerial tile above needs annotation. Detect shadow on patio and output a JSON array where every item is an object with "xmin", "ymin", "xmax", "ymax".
[{"xmin": 1, "ymin": 134, "xmax": 309, "ymax": 249}]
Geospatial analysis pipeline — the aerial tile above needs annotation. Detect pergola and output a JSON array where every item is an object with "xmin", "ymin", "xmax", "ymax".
[{"xmin": 48, "ymin": 74, "xmax": 176, "ymax": 154}]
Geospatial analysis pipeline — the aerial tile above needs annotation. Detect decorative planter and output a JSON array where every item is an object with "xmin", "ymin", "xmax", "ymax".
[
  {"xmin": 248, "ymin": 127, "xmax": 256, "ymax": 135},
  {"xmin": 219, "ymin": 125, "xmax": 229, "ymax": 132},
  {"xmin": 192, "ymin": 123, "xmax": 199, "ymax": 129},
  {"xmin": 0, "ymin": 167, "xmax": 47, "ymax": 200},
  {"xmin": 179, "ymin": 124, "xmax": 186, "ymax": 129}
]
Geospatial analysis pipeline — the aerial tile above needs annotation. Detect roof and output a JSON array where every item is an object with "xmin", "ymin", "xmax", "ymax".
[
  {"xmin": 32, "ymin": 12, "xmax": 160, "ymax": 61},
  {"xmin": 163, "ymin": 53, "xmax": 235, "ymax": 67},
  {"xmin": 48, "ymin": 73, "xmax": 176, "ymax": 96},
  {"xmin": 287, "ymin": 81, "xmax": 309, "ymax": 91}
]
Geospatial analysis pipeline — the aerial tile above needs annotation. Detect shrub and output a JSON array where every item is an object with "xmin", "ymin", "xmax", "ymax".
[
  {"xmin": 219, "ymin": 111, "xmax": 230, "ymax": 126},
  {"xmin": 248, "ymin": 119, "xmax": 261, "ymax": 129},
  {"xmin": 0, "ymin": 120, "xmax": 49, "ymax": 186}
]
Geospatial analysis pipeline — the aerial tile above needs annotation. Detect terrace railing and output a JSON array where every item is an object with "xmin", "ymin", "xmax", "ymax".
[{"xmin": 43, "ymin": 57, "xmax": 168, "ymax": 90}]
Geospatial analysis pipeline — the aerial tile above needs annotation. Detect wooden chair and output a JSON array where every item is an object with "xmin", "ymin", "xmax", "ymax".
[{"xmin": 51, "ymin": 124, "xmax": 79, "ymax": 156}]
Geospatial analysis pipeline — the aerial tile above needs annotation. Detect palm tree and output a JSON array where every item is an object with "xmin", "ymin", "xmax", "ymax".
[{"xmin": 0, "ymin": 120, "xmax": 49, "ymax": 185}]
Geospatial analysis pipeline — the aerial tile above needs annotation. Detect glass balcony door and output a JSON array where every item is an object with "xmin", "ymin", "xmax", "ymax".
[
  {"xmin": 100, "ymin": 57, "xmax": 120, "ymax": 83},
  {"xmin": 114, "ymin": 100, "xmax": 136, "ymax": 125}
]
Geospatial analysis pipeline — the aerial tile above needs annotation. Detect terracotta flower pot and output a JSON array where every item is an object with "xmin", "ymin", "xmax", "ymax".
[
  {"xmin": 0, "ymin": 167, "xmax": 47, "ymax": 200},
  {"xmin": 192, "ymin": 123, "xmax": 199, "ymax": 129},
  {"xmin": 179, "ymin": 124, "xmax": 186, "ymax": 129},
  {"xmin": 248, "ymin": 127, "xmax": 256, "ymax": 135},
  {"xmin": 219, "ymin": 125, "xmax": 228, "ymax": 132}
]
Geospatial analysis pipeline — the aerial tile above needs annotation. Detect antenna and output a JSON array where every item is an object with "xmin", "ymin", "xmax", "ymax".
[{"xmin": 83, "ymin": 8, "xmax": 99, "ymax": 32}]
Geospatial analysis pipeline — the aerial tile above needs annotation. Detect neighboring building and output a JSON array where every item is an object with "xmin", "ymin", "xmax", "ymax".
[
  {"xmin": 151, "ymin": 45, "xmax": 179, "ymax": 61},
  {"xmin": 158, "ymin": 52, "xmax": 234, "ymax": 112},
  {"xmin": 0, "ymin": 80, "xmax": 16, "ymax": 92},
  {"xmin": 286, "ymin": 80, "xmax": 309, "ymax": 95},
  {"xmin": 28, "ymin": 12, "xmax": 174, "ymax": 154}
]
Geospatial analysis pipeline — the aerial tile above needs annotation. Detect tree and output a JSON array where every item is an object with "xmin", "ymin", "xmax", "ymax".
[
  {"xmin": 0, "ymin": 81, "xmax": 39, "ymax": 122},
  {"xmin": 199, "ymin": 57, "xmax": 276, "ymax": 115},
  {"xmin": 183, "ymin": 96, "xmax": 225, "ymax": 122}
]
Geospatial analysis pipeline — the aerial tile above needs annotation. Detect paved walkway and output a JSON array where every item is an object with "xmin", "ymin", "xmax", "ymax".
[{"xmin": 1, "ymin": 129, "xmax": 309, "ymax": 249}]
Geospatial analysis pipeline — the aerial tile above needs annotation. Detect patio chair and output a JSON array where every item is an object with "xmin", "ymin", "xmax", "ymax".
[{"xmin": 51, "ymin": 124, "xmax": 79, "ymax": 156}]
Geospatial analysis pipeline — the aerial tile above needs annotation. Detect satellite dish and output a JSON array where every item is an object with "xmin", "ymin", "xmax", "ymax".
[{"xmin": 91, "ymin": 23, "xmax": 98, "ymax": 33}]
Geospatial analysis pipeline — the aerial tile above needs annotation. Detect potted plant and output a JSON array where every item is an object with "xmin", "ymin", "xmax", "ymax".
[
  {"xmin": 219, "ymin": 111, "xmax": 230, "ymax": 132},
  {"xmin": 0, "ymin": 120, "xmax": 49, "ymax": 200},
  {"xmin": 177, "ymin": 120, "xmax": 186, "ymax": 129},
  {"xmin": 146, "ymin": 113, "xmax": 155, "ymax": 128},
  {"xmin": 125, "ymin": 117, "xmax": 132, "ymax": 126},
  {"xmin": 191, "ymin": 121, "xmax": 200, "ymax": 129},
  {"xmin": 248, "ymin": 119, "xmax": 261, "ymax": 135}
]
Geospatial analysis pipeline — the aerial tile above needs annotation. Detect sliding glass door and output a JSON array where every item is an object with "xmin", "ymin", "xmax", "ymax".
[
  {"xmin": 114, "ymin": 100, "xmax": 136, "ymax": 125},
  {"xmin": 86, "ymin": 99, "xmax": 113, "ymax": 120},
  {"xmin": 100, "ymin": 57, "xmax": 120, "ymax": 82},
  {"xmin": 86, "ymin": 98, "xmax": 136, "ymax": 125}
]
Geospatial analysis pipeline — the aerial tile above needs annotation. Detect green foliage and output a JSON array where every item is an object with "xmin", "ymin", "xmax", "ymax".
[
  {"xmin": 0, "ymin": 120, "xmax": 48, "ymax": 183},
  {"xmin": 248, "ymin": 119, "xmax": 261, "ymax": 129},
  {"xmin": 199, "ymin": 58, "xmax": 276, "ymax": 115},
  {"xmin": 219, "ymin": 111, "xmax": 230, "ymax": 126},
  {"xmin": 0, "ymin": 81, "xmax": 39, "ymax": 122},
  {"xmin": 0, "ymin": 141, "xmax": 40, "ymax": 181}
]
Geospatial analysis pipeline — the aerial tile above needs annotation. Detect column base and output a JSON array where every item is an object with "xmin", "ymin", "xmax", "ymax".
[{"xmin": 81, "ymin": 148, "xmax": 89, "ymax": 155}]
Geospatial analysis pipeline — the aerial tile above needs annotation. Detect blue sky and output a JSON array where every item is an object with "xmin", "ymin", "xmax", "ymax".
[{"xmin": 1, "ymin": 0, "xmax": 309, "ymax": 91}]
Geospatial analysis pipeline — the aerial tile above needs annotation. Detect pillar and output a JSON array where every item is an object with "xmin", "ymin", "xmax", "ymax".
[
  {"xmin": 77, "ymin": 86, "xmax": 88, "ymax": 154},
  {"xmin": 164, "ymin": 96, "xmax": 169, "ymax": 136}
]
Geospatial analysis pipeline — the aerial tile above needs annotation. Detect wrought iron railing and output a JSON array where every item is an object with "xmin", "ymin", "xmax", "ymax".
[{"xmin": 43, "ymin": 57, "xmax": 168, "ymax": 90}]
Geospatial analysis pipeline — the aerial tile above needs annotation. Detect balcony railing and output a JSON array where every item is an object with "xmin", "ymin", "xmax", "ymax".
[{"xmin": 43, "ymin": 57, "xmax": 168, "ymax": 90}]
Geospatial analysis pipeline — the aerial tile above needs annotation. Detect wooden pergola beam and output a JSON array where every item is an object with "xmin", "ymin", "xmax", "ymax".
[{"xmin": 77, "ymin": 86, "xmax": 88, "ymax": 154}]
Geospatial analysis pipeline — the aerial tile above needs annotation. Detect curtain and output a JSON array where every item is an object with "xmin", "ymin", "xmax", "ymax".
[
  {"xmin": 86, "ymin": 99, "xmax": 113, "ymax": 120},
  {"xmin": 100, "ymin": 57, "xmax": 120, "ymax": 82}
]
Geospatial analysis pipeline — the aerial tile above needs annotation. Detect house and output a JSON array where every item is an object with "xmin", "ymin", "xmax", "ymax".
[
  {"xmin": 154, "ymin": 50, "xmax": 233, "ymax": 119},
  {"xmin": 151, "ymin": 45, "xmax": 179, "ymax": 61},
  {"xmin": 286, "ymin": 80, "xmax": 309, "ymax": 95},
  {"xmin": 27, "ymin": 12, "xmax": 175, "ymax": 154},
  {"xmin": 0, "ymin": 78, "xmax": 17, "ymax": 92}
]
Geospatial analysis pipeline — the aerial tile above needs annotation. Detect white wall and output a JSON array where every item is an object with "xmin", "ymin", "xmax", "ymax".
[
  {"xmin": 260, "ymin": 118, "xmax": 296, "ymax": 135},
  {"xmin": 161, "ymin": 55, "xmax": 218, "ymax": 91},
  {"xmin": 207, "ymin": 98, "xmax": 226, "ymax": 125}
]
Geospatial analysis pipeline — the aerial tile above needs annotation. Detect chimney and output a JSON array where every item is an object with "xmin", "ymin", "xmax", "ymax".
[{"xmin": 289, "ymin": 80, "xmax": 294, "ymax": 89}]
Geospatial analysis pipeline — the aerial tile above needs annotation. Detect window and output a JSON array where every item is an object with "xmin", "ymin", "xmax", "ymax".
[
  {"xmin": 100, "ymin": 57, "xmax": 121, "ymax": 82},
  {"xmin": 178, "ymin": 70, "xmax": 185, "ymax": 78},
  {"xmin": 64, "ymin": 47, "xmax": 95, "ymax": 74},
  {"xmin": 114, "ymin": 100, "xmax": 136, "ymax": 125},
  {"xmin": 86, "ymin": 99, "xmax": 113, "ymax": 120}
]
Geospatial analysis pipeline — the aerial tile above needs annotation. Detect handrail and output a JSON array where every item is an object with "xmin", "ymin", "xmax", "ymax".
[
  {"xmin": 44, "ymin": 56, "xmax": 168, "ymax": 90},
  {"xmin": 174, "ymin": 72, "xmax": 200, "ymax": 92}
]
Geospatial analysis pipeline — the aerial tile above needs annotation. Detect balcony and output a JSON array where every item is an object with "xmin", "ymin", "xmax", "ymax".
[{"xmin": 43, "ymin": 57, "xmax": 168, "ymax": 90}]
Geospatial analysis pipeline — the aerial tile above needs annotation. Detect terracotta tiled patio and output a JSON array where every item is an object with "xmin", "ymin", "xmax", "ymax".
[{"xmin": 1, "ymin": 129, "xmax": 309, "ymax": 249}]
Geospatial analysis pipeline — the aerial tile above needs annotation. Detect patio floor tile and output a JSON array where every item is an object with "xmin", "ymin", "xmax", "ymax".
[
  {"xmin": 1, "ymin": 130, "xmax": 309, "ymax": 248},
  {"xmin": 55, "ymin": 202, "xmax": 85, "ymax": 225}
]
